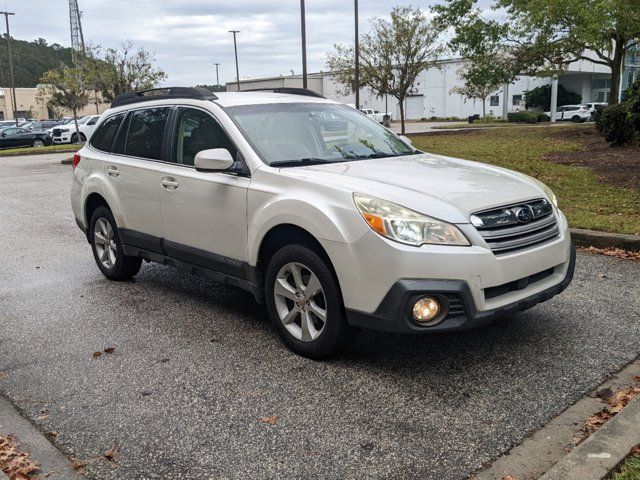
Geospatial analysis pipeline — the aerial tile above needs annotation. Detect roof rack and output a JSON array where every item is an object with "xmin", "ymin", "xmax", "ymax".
[
  {"xmin": 111, "ymin": 87, "xmax": 218, "ymax": 108},
  {"xmin": 243, "ymin": 87, "xmax": 325, "ymax": 99}
]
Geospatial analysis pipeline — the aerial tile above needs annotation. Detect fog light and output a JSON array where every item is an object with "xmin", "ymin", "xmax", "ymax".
[{"xmin": 412, "ymin": 296, "xmax": 441, "ymax": 323}]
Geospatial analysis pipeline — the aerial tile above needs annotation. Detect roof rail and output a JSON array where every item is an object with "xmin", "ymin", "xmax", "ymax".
[
  {"xmin": 111, "ymin": 87, "xmax": 218, "ymax": 108},
  {"xmin": 243, "ymin": 87, "xmax": 325, "ymax": 99}
]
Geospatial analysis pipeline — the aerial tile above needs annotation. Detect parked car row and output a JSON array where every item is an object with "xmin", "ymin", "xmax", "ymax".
[{"xmin": 0, "ymin": 114, "xmax": 102, "ymax": 150}]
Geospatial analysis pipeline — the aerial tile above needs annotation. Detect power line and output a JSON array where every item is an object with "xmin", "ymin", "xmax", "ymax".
[{"xmin": 0, "ymin": 10, "xmax": 17, "ymax": 125}]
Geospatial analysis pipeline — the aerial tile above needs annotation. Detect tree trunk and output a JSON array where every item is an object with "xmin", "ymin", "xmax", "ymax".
[
  {"xmin": 73, "ymin": 108, "xmax": 80, "ymax": 143},
  {"xmin": 482, "ymin": 98, "xmax": 486, "ymax": 118},
  {"xmin": 609, "ymin": 38, "xmax": 626, "ymax": 105},
  {"xmin": 398, "ymin": 96, "xmax": 405, "ymax": 135}
]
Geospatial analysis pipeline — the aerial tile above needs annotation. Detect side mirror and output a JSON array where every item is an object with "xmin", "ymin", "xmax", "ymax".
[
  {"xmin": 194, "ymin": 148, "xmax": 235, "ymax": 172},
  {"xmin": 399, "ymin": 135, "xmax": 413, "ymax": 146}
]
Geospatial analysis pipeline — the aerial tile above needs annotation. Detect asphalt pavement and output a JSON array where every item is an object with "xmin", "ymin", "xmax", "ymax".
[{"xmin": 1, "ymin": 153, "xmax": 639, "ymax": 480}]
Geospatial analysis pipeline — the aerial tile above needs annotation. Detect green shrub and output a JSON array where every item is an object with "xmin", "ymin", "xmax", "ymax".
[
  {"xmin": 538, "ymin": 113, "xmax": 550, "ymax": 122},
  {"xmin": 625, "ymin": 77, "xmax": 640, "ymax": 132},
  {"xmin": 595, "ymin": 103, "xmax": 636, "ymax": 146},
  {"xmin": 507, "ymin": 111, "xmax": 539, "ymax": 123},
  {"xmin": 524, "ymin": 84, "xmax": 582, "ymax": 110}
]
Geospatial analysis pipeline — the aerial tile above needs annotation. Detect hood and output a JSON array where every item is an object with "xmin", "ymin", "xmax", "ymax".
[{"xmin": 290, "ymin": 152, "xmax": 548, "ymax": 223}]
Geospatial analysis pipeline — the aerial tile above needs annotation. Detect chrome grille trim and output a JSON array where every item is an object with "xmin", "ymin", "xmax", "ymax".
[{"xmin": 473, "ymin": 199, "xmax": 559, "ymax": 255}]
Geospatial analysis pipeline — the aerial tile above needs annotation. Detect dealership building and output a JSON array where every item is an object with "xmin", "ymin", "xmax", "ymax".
[{"xmin": 227, "ymin": 49, "xmax": 640, "ymax": 120}]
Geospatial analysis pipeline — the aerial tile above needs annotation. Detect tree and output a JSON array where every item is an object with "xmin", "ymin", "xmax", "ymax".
[
  {"xmin": 84, "ymin": 42, "xmax": 167, "ymax": 102},
  {"xmin": 433, "ymin": 0, "xmax": 640, "ymax": 104},
  {"xmin": 38, "ymin": 65, "xmax": 89, "ymax": 137},
  {"xmin": 451, "ymin": 56, "xmax": 508, "ymax": 117},
  {"xmin": 326, "ymin": 6, "xmax": 443, "ymax": 134},
  {"xmin": 524, "ymin": 84, "xmax": 582, "ymax": 110}
]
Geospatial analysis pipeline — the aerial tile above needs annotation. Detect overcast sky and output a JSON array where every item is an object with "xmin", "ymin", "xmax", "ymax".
[{"xmin": 7, "ymin": 0, "xmax": 470, "ymax": 86}]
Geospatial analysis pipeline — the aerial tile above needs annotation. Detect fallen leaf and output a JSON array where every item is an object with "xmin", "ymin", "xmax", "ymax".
[
  {"xmin": 104, "ymin": 347, "xmax": 115, "ymax": 354},
  {"xmin": 104, "ymin": 444, "xmax": 119, "ymax": 462},
  {"xmin": 36, "ymin": 414, "xmax": 49, "ymax": 421},
  {"xmin": 259, "ymin": 415, "xmax": 279, "ymax": 425},
  {"xmin": 72, "ymin": 460, "xmax": 87, "ymax": 471},
  {"xmin": 0, "ymin": 434, "xmax": 40, "ymax": 478},
  {"xmin": 48, "ymin": 431, "xmax": 59, "ymax": 438},
  {"xmin": 502, "ymin": 476, "xmax": 518, "ymax": 480},
  {"xmin": 92, "ymin": 351, "xmax": 102, "ymax": 358}
]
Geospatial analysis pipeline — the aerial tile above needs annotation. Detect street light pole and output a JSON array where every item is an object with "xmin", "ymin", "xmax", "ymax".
[
  {"xmin": 214, "ymin": 63, "xmax": 220, "ymax": 88},
  {"xmin": 229, "ymin": 30, "xmax": 241, "ymax": 91},
  {"xmin": 354, "ymin": 0, "xmax": 360, "ymax": 110},
  {"xmin": 0, "ymin": 11, "xmax": 17, "ymax": 126},
  {"xmin": 300, "ymin": 0, "xmax": 307, "ymax": 89}
]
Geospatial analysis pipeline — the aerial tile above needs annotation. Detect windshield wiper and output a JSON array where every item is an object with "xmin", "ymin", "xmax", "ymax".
[{"xmin": 270, "ymin": 157, "xmax": 338, "ymax": 167}]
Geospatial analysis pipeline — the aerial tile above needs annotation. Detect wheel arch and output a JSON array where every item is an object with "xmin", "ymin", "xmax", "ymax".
[{"xmin": 84, "ymin": 193, "xmax": 111, "ymax": 240}]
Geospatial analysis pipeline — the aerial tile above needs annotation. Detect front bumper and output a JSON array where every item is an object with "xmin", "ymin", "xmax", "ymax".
[
  {"xmin": 52, "ymin": 133, "xmax": 71, "ymax": 144},
  {"xmin": 346, "ymin": 244, "xmax": 575, "ymax": 333}
]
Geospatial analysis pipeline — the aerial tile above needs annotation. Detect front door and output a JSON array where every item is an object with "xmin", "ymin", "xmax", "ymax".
[{"xmin": 159, "ymin": 106, "xmax": 250, "ymax": 278}]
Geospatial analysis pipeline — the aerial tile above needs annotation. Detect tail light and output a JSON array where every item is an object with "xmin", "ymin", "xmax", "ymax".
[{"xmin": 72, "ymin": 152, "xmax": 81, "ymax": 170}]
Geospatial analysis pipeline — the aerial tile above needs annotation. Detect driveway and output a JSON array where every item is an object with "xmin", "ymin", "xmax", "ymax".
[{"xmin": 1, "ymin": 153, "xmax": 639, "ymax": 480}]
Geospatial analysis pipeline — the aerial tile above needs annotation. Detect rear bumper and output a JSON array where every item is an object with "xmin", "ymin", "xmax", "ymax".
[{"xmin": 345, "ymin": 244, "xmax": 575, "ymax": 334}]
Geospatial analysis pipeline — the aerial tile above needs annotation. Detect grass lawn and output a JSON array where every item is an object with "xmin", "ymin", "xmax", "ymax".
[
  {"xmin": 409, "ymin": 125, "xmax": 640, "ymax": 235},
  {"xmin": 0, "ymin": 144, "xmax": 78, "ymax": 157},
  {"xmin": 610, "ymin": 451, "xmax": 640, "ymax": 480}
]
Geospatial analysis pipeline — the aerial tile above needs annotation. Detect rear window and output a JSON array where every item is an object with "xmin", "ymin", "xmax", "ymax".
[
  {"xmin": 90, "ymin": 113, "xmax": 126, "ymax": 152},
  {"xmin": 124, "ymin": 108, "xmax": 170, "ymax": 160}
]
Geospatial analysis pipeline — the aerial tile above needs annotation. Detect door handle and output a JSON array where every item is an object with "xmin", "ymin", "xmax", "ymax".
[
  {"xmin": 161, "ymin": 177, "xmax": 179, "ymax": 190},
  {"xmin": 107, "ymin": 166, "xmax": 119, "ymax": 177}
]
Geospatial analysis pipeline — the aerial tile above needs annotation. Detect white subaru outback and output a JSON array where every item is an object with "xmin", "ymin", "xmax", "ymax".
[{"xmin": 71, "ymin": 87, "xmax": 575, "ymax": 358}]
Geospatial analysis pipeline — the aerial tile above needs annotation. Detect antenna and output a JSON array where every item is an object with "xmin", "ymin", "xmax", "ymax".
[{"xmin": 68, "ymin": 0, "xmax": 85, "ymax": 64}]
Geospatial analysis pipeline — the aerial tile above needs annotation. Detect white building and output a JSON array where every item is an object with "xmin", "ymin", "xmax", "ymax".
[{"xmin": 228, "ymin": 52, "xmax": 639, "ymax": 120}]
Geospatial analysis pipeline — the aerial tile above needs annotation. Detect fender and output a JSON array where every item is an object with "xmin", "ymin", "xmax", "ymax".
[
  {"xmin": 247, "ymin": 195, "xmax": 369, "ymax": 266},
  {"xmin": 84, "ymin": 169, "xmax": 127, "ymax": 229}
]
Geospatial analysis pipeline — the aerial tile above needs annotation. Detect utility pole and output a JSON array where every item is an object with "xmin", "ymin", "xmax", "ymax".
[
  {"xmin": 214, "ymin": 63, "xmax": 220, "ymax": 88},
  {"xmin": 300, "ymin": 0, "xmax": 308, "ymax": 89},
  {"xmin": 0, "ymin": 11, "xmax": 17, "ymax": 126},
  {"xmin": 229, "ymin": 30, "xmax": 241, "ymax": 91},
  {"xmin": 354, "ymin": 0, "xmax": 360, "ymax": 110}
]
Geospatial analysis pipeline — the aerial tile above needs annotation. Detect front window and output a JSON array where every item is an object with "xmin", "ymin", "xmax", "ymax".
[{"xmin": 224, "ymin": 103, "xmax": 414, "ymax": 166}]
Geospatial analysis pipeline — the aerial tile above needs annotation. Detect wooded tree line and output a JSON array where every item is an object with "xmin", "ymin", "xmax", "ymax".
[{"xmin": 0, "ymin": 37, "xmax": 73, "ymax": 87}]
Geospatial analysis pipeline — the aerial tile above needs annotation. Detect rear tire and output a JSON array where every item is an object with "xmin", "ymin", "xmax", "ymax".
[
  {"xmin": 89, "ymin": 206, "xmax": 142, "ymax": 281},
  {"xmin": 571, "ymin": 115, "xmax": 582, "ymax": 123},
  {"xmin": 264, "ymin": 244, "xmax": 358, "ymax": 359}
]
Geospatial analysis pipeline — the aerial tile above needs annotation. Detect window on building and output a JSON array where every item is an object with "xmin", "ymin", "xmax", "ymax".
[
  {"xmin": 512, "ymin": 94, "xmax": 523, "ymax": 107},
  {"xmin": 591, "ymin": 78, "xmax": 611, "ymax": 89},
  {"xmin": 490, "ymin": 95, "xmax": 500, "ymax": 106}
]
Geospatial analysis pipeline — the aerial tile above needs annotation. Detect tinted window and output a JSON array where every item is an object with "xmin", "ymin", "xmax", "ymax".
[
  {"xmin": 490, "ymin": 95, "xmax": 500, "ymax": 106},
  {"xmin": 90, "ymin": 113, "xmax": 125, "ymax": 152},
  {"xmin": 125, "ymin": 108, "xmax": 170, "ymax": 160},
  {"xmin": 172, "ymin": 108, "xmax": 236, "ymax": 166}
]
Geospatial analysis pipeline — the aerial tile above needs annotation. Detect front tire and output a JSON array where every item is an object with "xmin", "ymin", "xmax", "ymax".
[
  {"xmin": 265, "ymin": 244, "xmax": 358, "ymax": 359},
  {"xmin": 32, "ymin": 139, "xmax": 45, "ymax": 147},
  {"xmin": 89, "ymin": 206, "xmax": 141, "ymax": 281},
  {"xmin": 71, "ymin": 133, "xmax": 86, "ymax": 144}
]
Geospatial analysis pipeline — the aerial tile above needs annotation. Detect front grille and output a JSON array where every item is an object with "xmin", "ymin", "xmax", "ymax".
[
  {"xmin": 52, "ymin": 128, "xmax": 62, "ymax": 136},
  {"xmin": 484, "ymin": 267, "xmax": 555, "ymax": 300},
  {"xmin": 471, "ymin": 199, "xmax": 559, "ymax": 255}
]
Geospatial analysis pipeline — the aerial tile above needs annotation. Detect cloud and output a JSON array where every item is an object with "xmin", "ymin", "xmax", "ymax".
[{"xmin": 9, "ymin": 0, "xmax": 451, "ymax": 86}]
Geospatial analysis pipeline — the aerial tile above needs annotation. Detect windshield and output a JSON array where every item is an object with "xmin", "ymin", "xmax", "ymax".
[{"xmin": 224, "ymin": 103, "xmax": 414, "ymax": 166}]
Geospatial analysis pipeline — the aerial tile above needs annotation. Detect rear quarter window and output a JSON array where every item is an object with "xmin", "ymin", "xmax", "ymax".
[{"xmin": 90, "ymin": 113, "xmax": 126, "ymax": 152}]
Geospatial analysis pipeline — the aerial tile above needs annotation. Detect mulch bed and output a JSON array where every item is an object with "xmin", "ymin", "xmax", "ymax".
[{"xmin": 546, "ymin": 127, "xmax": 640, "ymax": 191}]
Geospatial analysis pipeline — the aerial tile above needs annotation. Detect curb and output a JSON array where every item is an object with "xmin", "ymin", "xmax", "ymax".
[
  {"xmin": 0, "ymin": 396, "xmax": 84, "ymax": 479},
  {"xmin": 0, "ymin": 149, "xmax": 77, "ymax": 158},
  {"xmin": 540, "ymin": 395, "xmax": 640, "ymax": 480},
  {"xmin": 570, "ymin": 228, "xmax": 640, "ymax": 251}
]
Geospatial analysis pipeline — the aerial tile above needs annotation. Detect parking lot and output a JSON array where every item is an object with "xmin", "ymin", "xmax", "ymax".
[{"xmin": 1, "ymin": 153, "xmax": 639, "ymax": 480}]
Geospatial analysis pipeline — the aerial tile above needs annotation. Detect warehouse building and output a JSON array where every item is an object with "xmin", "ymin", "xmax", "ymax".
[
  {"xmin": 228, "ymin": 50, "xmax": 640, "ymax": 120},
  {"xmin": 0, "ymin": 87, "xmax": 109, "ymax": 121}
]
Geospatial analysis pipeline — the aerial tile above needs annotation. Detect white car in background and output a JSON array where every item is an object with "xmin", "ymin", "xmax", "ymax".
[
  {"xmin": 51, "ymin": 115, "xmax": 101, "ymax": 144},
  {"xmin": 585, "ymin": 102, "xmax": 607, "ymax": 120},
  {"xmin": 360, "ymin": 108, "xmax": 393, "ymax": 123},
  {"xmin": 545, "ymin": 105, "xmax": 591, "ymax": 122}
]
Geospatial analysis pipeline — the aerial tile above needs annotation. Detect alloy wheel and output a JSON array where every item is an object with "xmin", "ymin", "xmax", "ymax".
[
  {"xmin": 93, "ymin": 218, "xmax": 117, "ymax": 269},
  {"xmin": 273, "ymin": 262, "xmax": 327, "ymax": 342},
  {"xmin": 33, "ymin": 139, "xmax": 45, "ymax": 147}
]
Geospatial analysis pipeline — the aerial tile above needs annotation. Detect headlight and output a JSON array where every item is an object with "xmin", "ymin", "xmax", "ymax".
[{"xmin": 353, "ymin": 193, "xmax": 470, "ymax": 246}]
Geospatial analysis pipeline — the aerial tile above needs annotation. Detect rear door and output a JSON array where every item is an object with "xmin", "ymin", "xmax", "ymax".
[
  {"xmin": 158, "ymin": 106, "xmax": 250, "ymax": 277},
  {"xmin": 89, "ymin": 108, "xmax": 168, "ymax": 253}
]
